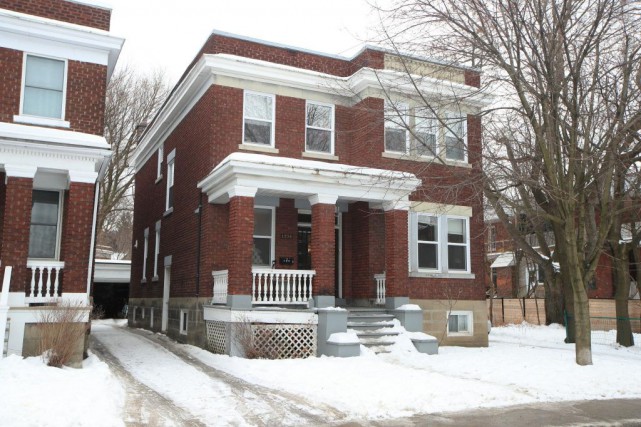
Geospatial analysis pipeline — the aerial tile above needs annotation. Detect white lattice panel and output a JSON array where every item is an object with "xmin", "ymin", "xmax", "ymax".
[
  {"xmin": 251, "ymin": 324, "xmax": 317, "ymax": 359},
  {"xmin": 206, "ymin": 321, "xmax": 227, "ymax": 354}
]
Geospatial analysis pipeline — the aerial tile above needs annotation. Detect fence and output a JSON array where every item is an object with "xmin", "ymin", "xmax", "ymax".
[
  {"xmin": 488, "ymin": 298, "xmax": 641, "ymax": 326},
  {"xmin": 565, "ymin": 312, "xmax": 641, "ymax": 347}
]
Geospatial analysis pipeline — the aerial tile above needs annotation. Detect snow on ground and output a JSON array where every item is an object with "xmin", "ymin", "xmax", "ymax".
[
  {"xmin": 3, "ymin": 321, "xmax": 641, "ymax": 425},
  {"xmin": 184, "ymin": 322, "xmax": 641, "ymax": 420},
  {"xmin": 0, "ymin": 352, "xmax": 124, "ymax": 427}
]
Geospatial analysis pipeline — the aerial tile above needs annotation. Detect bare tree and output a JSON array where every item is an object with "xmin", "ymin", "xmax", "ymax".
[
  {"xmin": 375, "ymin": 0, "xmax": 641, "ymax": 365},
  {"xmin": 98, "ymin": 67, "xmax": 168, "ymax": 257}
]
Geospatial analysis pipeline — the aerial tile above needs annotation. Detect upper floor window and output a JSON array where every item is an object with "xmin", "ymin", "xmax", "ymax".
[
  {"xmin": 29, "ymin": 190, "xmax": 62, "ymax": 259},
  {"xmin": 166, "ymin": 149, "xmax": 175, "ymax": 212},
  {"xmin": 305, "ymin": 101, "xmax": 334, "ymax": 154},
  {"xmin": 414, "ymin": 108, "xmax": 438, "ymax": 157},
  {"xmin": 410, "ymin": 213, "xmax": 471, "ymax": 274},
  {"xmin": 445, "ymin": 111, "xmax": 467, "ymax": 161},
  {"xmin": 22, "ymin": 55, "xmax": 66, "ymax": 120},
  {"xmin": 156, "ymin": 145, "xmax": 164, "ymax": 180},
  {"xmin": 243, "ymin": 91, "xmax": 275, "ymax": 146},
  {"xmin": 384, "ymin": 102, "xmax": 408, "ymax": 154}
]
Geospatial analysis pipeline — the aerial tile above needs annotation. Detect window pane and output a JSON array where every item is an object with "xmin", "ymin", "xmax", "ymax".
[
  {"xmin": 306, "ymin": 128, "xmax": 331, "ymax": 152},
  {"xmin": 448, "ymin": 245, "xmax": 467, "ymax": 270},
  {"xmin": 23, "ymin": 87, "xmax": 63, "ymax": 119},
  {"xmin": 298, "ymin": 213, "xmax": 312, "ymax": 224},
  {"xmin": 31, "ymin": 191, "xmax": 59, "ymax": 225},
  {"xmin": 418, "ymin": 243, "xmax": 438, "ymax": 269},
  {"xmin": 244, "ymin": 120, "xmax": 272, "ymax": 145},
  {"xmin": 385, "ymin": 128, "xmax": 406, "ymax": 152},
  {"xmin": 416, "ymin": 132, "xmax": 436, "ymax": 156},
  {"xmin": 418, "ymin": 216, "xmax": 438, "ymax": 242},
  {"xmin": 445, "ymin": 136, "xmax": 465, "ymax": 160},
  {"xmin": 448, "ymin": 315, "xmax": 459, "ymax": 332},
  {"xmin": 244, "ymin": 93, "xmax": 272, "ymax": 120},
  {"xmin": 252, "ymin": 237, "xmax": 271, "ymax": 266},
  {"xmin": 447, "ymin": 218, "xmax": 465, "ymax": 243},
  {"xmin": 29, "ymin": 225, "xmax": 57, "ymax": 258},
  {"xmin": 307, "ymin": 103, "xmax": 331, "ymax": 129},
  {"xmin": 25, "ymin": 56, "xmax": 64, "ymax": 91},
  {"xmin": 458, "ymin": 314, "xmax": 469, "ymax": 331},
  {"xmin": 254, "ymin": 208, "xmax": 272, "ymax": 236}
]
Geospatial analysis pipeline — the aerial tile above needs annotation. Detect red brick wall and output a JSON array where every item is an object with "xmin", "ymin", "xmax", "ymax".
[
  {"xmin": 0, "ymin": 173, "xmax": 5, "ymax": 253},
  {"xmin": 227, "ymin": 196, "xmax": 254, "ymax": 295},
  {"xmin": 60, "ymin": 182, "xmax": 95, "ymax": 293},
  {"xmin": 590, "ymin": 253, "xmax": 614, "ymax": 298},
  {"xmin": 0, "ymin": 178, "xmax": 33, "ymax": 292},
  {"xmin": 0, "ymin": 0, "xmax": 111, "ymax": 30},
  {"xmin": 495, "ymin": 267, "xmax": 514, "ymax": 297},
  {"xmin": 311, "ymin": 203, "xmax": 335, "ymax": 295},
  {"xmin": 0, "ymin": 48, "xmax": 107, "ymax": 135},
  {"xmin": 385, "ymin": 209, "xmax": 409, "ymax": 297}
]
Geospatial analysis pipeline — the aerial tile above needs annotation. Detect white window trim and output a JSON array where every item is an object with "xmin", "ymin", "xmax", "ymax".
[
  {"xmin": 179, "ymin": 309, "xmax": 188, "ymax": 335},
  {"xmin": 28, "ymin": 189, "xmax": 64, "ymax": 261},
  {"xmin": 17, "ymin": 53, "xmax": 69, "ymax": 127},
  {"xmin": 156, "ymin": 145, "xmax": 164, "ymax": 182},
  {"xmin": 165, "ymin": 149, "xmax": 176, "ymax": 213},
  {"xmin": 447, "ymin": 310, "xmax": 474, "ymax": 336},
  {"xmin": 384, "ymin": 101, "xmax": 409, "ymax": 154},
  {"xmin": 153, "ymin": 220, "xmax": 161, "ymax": 281},
  {"xmin": 305, "ymin": 100, "xmax": 335, "ymax": 155},
  {"xmin": 414, "ymin": 107, "xmax": 438, "ymax": 158},
  {"xmin": 444, "ymin": 111, "xmax": 468, "ymax": 163},
  {"xmin": 410, "ymin": 213, "xmax": 471, "ymax": 275},
  {"xmin": 242, "ymin": 90, "xmax": 276, "ymax": 148},
  {"xmin": 142, "ymin": 227, "xmax": 149, "ymax": 282},
  {"xmin": 253, "ymin": 205, "xmax": 276, "ymax": 267}
]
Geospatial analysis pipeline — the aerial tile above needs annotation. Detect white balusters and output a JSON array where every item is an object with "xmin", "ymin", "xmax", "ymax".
[
  {"xmin": 251, "ymin": 268, "xmax": 315, "ymax": 305},
  {"xmin": 211, "ymin": 270, "xmax": 229, "ymax": 304},
  {"xmin": 374, "ymin": 273, "xmax": 386, "ymax": 305},
  {"xmin": 26, "ymin": 261, "xmax": 64, "ymax": 303}
]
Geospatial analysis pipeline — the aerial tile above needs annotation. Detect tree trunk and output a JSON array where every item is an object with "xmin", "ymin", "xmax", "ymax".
[
  {"xmin": 544, "ymin": 275, "xmax": 564, "ymax": 325},
  {"xmin": 563, "ymin": 275, "xmax": 576, "ymax": 343},
  {"xmin": 572, "ymin": 284, "xmax": 593, "ymax": 365},
  {"xmin": 613, "ymin": 252, "xmax": 634, "ymax": 347}
]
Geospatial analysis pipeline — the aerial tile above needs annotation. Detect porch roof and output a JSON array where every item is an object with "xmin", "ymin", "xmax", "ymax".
[
  {"xmin": 197, "ymin": 152, "xmax": 422, "ymax": 205},
  {"xmin": 491, "ymin": 252, "xmax": 515, "ymax": 268}
]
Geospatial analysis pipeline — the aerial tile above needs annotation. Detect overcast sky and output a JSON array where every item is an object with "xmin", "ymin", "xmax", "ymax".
[{"xmin": 107, "ymin": 0, "xmax": 379, "ymax": 85}]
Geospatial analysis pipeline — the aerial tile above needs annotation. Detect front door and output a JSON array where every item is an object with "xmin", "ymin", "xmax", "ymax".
[{"xmin": 162, "ymin": 266, "xmax": 170, "ymax": 332}]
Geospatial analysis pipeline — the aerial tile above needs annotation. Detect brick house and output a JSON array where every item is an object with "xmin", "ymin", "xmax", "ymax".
[
  {"xmin": 486, "ymin": 217, "xmax": 639, "ymax": 299},
  {"xmin": 0, "ymin": 0, "xmax": 123, "ymax": 359},
  {"xmin": 130, "ymin": 31, "xmax": 491, "ymax": 357}
]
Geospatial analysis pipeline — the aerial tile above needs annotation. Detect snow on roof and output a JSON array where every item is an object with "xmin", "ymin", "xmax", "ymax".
[{"xmin": 491, "ymin": 252, "xmax": 515, "ymax": 268}]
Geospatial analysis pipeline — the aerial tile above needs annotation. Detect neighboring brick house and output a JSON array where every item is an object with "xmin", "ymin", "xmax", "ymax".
[
  {"xmin": 130, "ymin": 31, "xmax": 491, "ymax": 357},
  {"xmin": 486, "ymin": 217, "xmax": 639, "ymax": 299},
  {"xmin": 0, "ymin": 0, "xmax": 123, "ymax": 360}
]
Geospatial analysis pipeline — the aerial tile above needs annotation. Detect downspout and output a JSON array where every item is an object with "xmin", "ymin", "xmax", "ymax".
[
  {"xmin": 195, "ymin": 191, "xmax": 203, "ymax": 299},
  {"xmin": 86, "ymin": 154, "xmax": 110, "ymax": 304}
]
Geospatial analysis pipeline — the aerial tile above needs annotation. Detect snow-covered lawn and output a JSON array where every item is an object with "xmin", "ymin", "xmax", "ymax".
[{"xmin": 2, "ymin": 321, "xmax": 641, "ymax": 426}]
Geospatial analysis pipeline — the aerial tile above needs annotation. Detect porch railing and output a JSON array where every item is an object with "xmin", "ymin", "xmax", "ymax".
[
  {"xmin": 252, "ymin": 268, "xmax": 315, "ymax": 305},
  {"xmin": 211, "ymin": 270, "xmax": 229, "ymax": 304},
  {"xmin": 374, "ymin": 273, "xmax": 386, "ymax": 305},
  {"xmin": 26, "ymin": 261, "xmax": 64, "ymax": 303}
]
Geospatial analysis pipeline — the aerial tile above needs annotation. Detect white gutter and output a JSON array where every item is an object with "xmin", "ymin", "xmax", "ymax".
[{"xmin": 86, "ymin": 181, "xmax": 100, "ymax": 303}]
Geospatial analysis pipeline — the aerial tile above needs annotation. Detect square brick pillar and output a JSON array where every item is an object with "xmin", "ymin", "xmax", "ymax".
[
  {"xmin": 309, "ymin": 194, "xmax": 338, "ymax": 308},
  {"xmin": 0, "ymin": 166, "xmax": 36, "ymax": 293},
  {"xmin": 60, "ymin": 181, "xmax": 96, "ymax": 294},
  {"xmin": 226, "ymin": 186, "xmax": 257, "ymax": 309},
  {"xmin": 383, "ymin": 203, "xmax": 410, "ymax": 309}
]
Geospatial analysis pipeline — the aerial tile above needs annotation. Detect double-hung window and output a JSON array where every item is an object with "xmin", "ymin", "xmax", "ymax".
[
  {"xmin": 243, "ymin": 91, "xmax": 275, "ymax": 146},
  {"xmin": 252, "ymin": 207, "xmax": 274, "ymax": 267},
  {"xmin": 22, "ymin": 55, "xmax": 66, "ymax": 120},
  {"xmin": 305, "ymin": 101, "xmax": 334, "ymax": 154},
  {"xmin": 410, "ymin": 213, "xmax": 470, "ymax": 274},
  {"xmin": 384, "ymin": 102, "xmax": 408, "ymax": 153},
  {"xmin": 142, "ymin": 227, "xmax": 149, "ymax": 282},
  {"xmin": 156, "ymin": 145, "xmax": 164, "ymax": 180},
  {"xmin": 166, "ymin": 149, "xmax": 175, "ymax": 212},
  {"xmin": 28, "ymin": 190, "xmax": 62, "ymax": 259},
  {"xmin": 444, "ymin": 111, "xmax": 467, "ymax": 161},
  {"xmin": 414, "ymin": 108, "xmax": 438, "ymax": 157}
]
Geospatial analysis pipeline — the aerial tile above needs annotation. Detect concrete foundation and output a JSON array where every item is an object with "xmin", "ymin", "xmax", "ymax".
[{"xmin": 412, "ymin": 299, "xmax": 488, "ymax": 347}]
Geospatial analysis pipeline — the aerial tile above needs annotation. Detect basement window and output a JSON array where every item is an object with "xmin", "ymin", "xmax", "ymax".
[
  {"xmin": 179, "ymin": 309, "xmax": 188, "ymax": 335},
  {"xmin": 447, "ymin": 311, "xmax": 473, "ymax": 336}
]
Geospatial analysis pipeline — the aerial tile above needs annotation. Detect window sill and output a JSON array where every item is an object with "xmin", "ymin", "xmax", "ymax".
[
  {"xmin": 382, "ymin": 152, "xmax": 471, "ymax": 168},
  {"xmin": 141, "ymin": 278, "xmax": 147, "ymax": 284},
  {"xmin": 155, "ymin": 175, "xmax": 163, "ymax": 184},
  {"xmin": 238, "ymin": 143, "xmax": 279, "ymax": 154},
  {"xmin": 163, "ymin": 207, "xmax": 173, "ymax": 217},
  {"xmin": 302, "ymin": 151, "xmax": 338, "ymax": 161},
  {"xmin": 447, "ymin": 332, "xmax": 473, "ymax": 337},
  {"xmin": 151, "ymin": 276, "xmax": 159, "ymax": 282},
  {"xmin": 410, "ymin": 272, "xmax": 475, "ymax": 279},
  {"xmin": 14, "ymin": 115, "xmax": 70, "ymax": 129}
]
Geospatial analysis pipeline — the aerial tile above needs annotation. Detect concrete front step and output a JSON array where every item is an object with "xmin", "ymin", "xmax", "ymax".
[
  {"xmin": 355, "ymin": 331, "xmax": 400, "ymax": 338},
  {"xmin": 347, "ymin": 321, "xmax": 396, "ymax": 330},
  {"xmin": 347, "ymin": 308, "xmax": 399, "ymax": 353}
]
